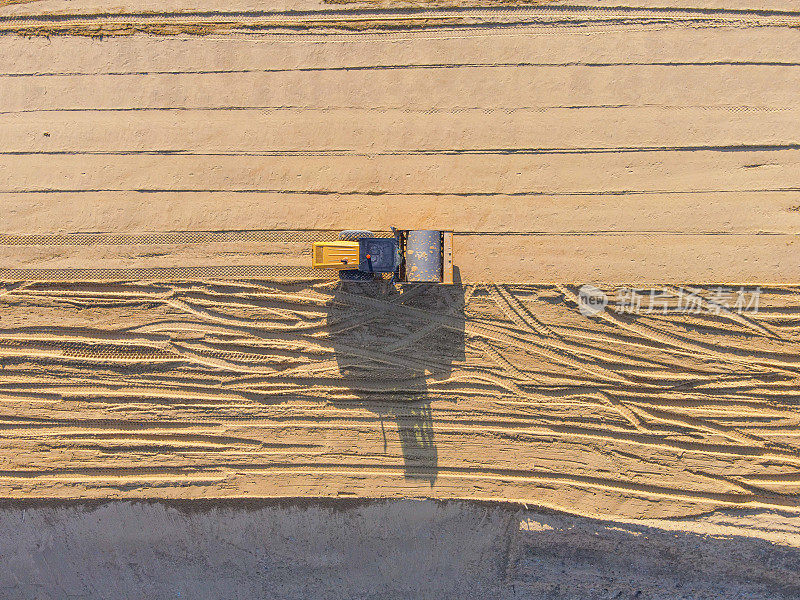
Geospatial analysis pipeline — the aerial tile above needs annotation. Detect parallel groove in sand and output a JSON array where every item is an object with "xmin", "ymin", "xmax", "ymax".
[{"xmin": 1, "ymin": 23, "xmax": 798, "ymax": 281}]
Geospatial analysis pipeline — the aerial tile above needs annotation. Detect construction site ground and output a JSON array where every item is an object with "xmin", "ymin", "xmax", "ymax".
[{"xmin": 0, "ymin": 0, "xmax": 799, "ymax": 596}]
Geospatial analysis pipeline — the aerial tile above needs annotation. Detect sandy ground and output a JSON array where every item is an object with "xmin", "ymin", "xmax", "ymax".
[
  {"xmin": 1, "ymin": 17, "xmax": 799, "ymax": 280},
  {"xmin": 0, "ymin": 280, "xmax": 798, "ymax": 523},
  {"xmin": 2, "ymin": 500, "xmax": 800, "ymax": 599},
  {"xmin": 1, "ymin": 0, "xmax": 800, "ymax": 589}
]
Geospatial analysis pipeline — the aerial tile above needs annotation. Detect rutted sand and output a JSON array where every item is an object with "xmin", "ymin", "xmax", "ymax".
[{"xmin": 0, "ymin": 280, "xmax": 799, "ymax": 521}]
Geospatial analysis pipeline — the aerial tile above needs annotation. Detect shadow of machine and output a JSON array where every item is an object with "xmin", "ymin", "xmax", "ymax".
[{"xmin": 324, "ymin": 269, "xmax": 466, "ymax": 485}]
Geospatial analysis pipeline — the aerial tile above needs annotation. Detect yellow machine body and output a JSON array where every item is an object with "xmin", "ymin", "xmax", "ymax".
[{"xmin": 311, "ymin": 241, "xmax": 360, "ymax": 270}]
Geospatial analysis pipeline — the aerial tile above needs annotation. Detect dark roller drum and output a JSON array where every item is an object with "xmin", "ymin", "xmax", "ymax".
[{"xmin": 405, "ymin": 230, "xmax": 442, "ymax": 282}]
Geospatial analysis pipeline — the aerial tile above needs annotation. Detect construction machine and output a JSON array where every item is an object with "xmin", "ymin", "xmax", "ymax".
[{"xmin": 312, "ymin": 229, "xmax": 454, "ymax": 284}]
